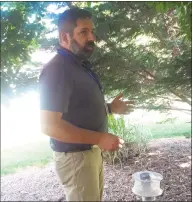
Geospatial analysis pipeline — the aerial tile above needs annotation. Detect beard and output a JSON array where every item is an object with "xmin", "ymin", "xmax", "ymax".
[{"xmin": 70, "ymin": 38, "xmax": 95, "ymax": 60}]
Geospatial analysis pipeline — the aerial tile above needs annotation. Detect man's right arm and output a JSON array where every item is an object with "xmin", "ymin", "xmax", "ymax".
[{"xmin": 39, "ymin": 63, "xmax": 123, "ymax": 151}]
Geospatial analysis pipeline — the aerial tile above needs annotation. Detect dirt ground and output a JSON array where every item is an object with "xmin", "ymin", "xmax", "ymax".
[{"xmin": 1, "ymin": 137, "xmax": 191, "ymax": 201}]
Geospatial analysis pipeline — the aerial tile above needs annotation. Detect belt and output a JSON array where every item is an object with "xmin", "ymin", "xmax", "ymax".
[{"xmin": 65, "ymin": 145, "xmax": 99, "ymax": 153}]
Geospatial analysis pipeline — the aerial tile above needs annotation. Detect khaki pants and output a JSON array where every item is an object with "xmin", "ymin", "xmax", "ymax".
[{"xmin": 53, "ymin": 146, "xmax": 104, "ymax": 201}]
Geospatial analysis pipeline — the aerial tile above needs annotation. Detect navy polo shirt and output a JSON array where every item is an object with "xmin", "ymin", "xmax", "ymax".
[{"xmin": 39, "ymin": 49, "xmax": 108, "ymax": 152}]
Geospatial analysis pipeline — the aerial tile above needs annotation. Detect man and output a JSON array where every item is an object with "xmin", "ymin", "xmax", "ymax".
[{"xmin": 39, "ymin": 7, "xmax": 134, "ymax": 201}]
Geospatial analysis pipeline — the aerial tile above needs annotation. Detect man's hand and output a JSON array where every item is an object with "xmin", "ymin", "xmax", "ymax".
[
  {"xmin": 110, "ymin": 92, "xmax": 135, "ymax": 114},
  {"xmin": 98, "ymin": 133, "xmax": 124, "ymax": 151}
]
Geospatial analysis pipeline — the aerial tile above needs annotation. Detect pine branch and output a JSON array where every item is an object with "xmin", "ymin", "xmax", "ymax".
[{"xmin": 142, "ymin": 68, "xmax": 191, "ymax": 105}]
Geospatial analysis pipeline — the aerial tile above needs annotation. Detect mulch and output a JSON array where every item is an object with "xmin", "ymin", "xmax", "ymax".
[{"xmin": 1, "ymin": 137, "xmax": 191, "ymax": 201}]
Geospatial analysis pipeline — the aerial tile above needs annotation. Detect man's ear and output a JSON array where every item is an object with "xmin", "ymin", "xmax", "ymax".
[{"xmin": 60, "ymin": 32, "xmax": 69, "ymax": 45}]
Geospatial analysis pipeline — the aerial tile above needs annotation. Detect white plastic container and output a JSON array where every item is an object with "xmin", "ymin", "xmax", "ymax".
[{"xmin": 132, "ymin": 171, "xmax": 163, "ymax": 201}]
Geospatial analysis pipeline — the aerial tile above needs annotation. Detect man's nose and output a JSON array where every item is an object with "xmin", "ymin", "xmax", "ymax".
[{"xmin": 88, "ymin": 32, "xmax": 96, "ymax": 42}]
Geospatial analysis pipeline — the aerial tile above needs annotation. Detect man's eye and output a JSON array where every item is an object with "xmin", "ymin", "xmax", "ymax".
[{"xmin": 81, "ymin": 30, "xmax": 87, "ymax": 35}]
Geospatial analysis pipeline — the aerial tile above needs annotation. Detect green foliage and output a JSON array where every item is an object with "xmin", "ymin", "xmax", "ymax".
[
  {"xmin": 1, "ymin": 1, "xmax": 191, "ymax": 111},
  {"xmin": 148, "ymin": 1, "xmax": 192, "ymax": 41},
  {"xmin": 87, "ymin": 2, "xmax": 91, "ymax": 8},
  {"xmin": 108, "ymin": 115, "xmax": 127, "ymax": 140},
  {"xmin": 1, "ymin": 2, "xmax": 49, "ymax": 98},
  {"xmin": 103, "ymin": 114, "xmax": 152, "ymax": 166},
  {"xmin": 86, "ymin": 2, "xmax": 191, "ymax": 108},
  {"xmin": 108, "ymin": 114, "xmax": 152, "ymax": 144}
]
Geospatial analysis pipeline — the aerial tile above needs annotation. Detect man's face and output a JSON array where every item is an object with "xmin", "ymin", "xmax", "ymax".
[{"xmin": 69, "ymin": 18, "xmax": 96, "ymax": 60}]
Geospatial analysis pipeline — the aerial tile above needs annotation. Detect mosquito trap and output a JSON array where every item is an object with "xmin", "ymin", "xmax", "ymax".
[{"xmin": 132, "ymin": 171, "xmax": 163, "ymax": 201}]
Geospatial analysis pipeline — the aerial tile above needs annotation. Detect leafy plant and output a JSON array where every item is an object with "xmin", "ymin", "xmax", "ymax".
[
  {"xmin": 103, "ymin": 115, "xmax": 152, "ymax": 168},
  {"xmin": 108, "ymin": 114, "xmax": 152, "ymax": 144}
]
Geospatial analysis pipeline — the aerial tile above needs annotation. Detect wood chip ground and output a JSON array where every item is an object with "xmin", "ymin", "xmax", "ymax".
[{"xmin": 1, "ymin": 137, "xmax": 191, "ymax": 201}]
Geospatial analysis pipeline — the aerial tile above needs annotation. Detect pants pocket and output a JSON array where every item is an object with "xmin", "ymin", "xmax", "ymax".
[
  {"xmin": 53, "ymin": 151, "xmax": 65, "ymax": 162},
  {"xmin": 54, "ymin": 151, "xmax": 85, "ymax": 186}
]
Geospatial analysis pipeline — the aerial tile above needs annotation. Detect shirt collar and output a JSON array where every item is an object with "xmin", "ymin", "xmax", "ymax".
[{"xmin": 57, "ymin": 47, "xmax": 91, "ymax": 68}]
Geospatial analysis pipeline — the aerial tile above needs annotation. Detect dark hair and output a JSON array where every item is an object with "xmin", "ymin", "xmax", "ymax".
[{"xmin": 58, "ymin": 7, "xmax": 92, "ymax": 34}]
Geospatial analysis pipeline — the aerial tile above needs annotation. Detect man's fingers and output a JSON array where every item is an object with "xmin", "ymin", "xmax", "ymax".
[
  {"xmin": 123, "ymin": 104, "xmax": 135, "ymax": 112},
  {"xmin": 119, "ymin": 138, "xmax": 124, "ymax": 144},
  {"xmin": 124, "ymin": 100, "xmax": 135, "ymax": 105},
  {"xmin": 119, "ymin": 140, "xmax": 125, "ymax": 148},
  {"xmin": 126, "ymin": 104, "xmax": 135, "ymax": 108},
  {"xmin": 111, "ymin": 140, "xmax": 124, "ymax": 151}
]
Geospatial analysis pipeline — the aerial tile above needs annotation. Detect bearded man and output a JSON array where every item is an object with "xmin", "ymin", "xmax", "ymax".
[{"xmin": 39, "ymin": 7, "xmax": 134, "ymax": 201}]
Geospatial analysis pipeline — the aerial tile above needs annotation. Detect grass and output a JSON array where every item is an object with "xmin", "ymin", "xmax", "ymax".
[
  {"xmin": 148, "ymin": 122, "xmax": 191, "ymax": 139},
  {"xmin": 1, "ymin": 139, "xmax": 53, "ymax": 176},
  {"xmin": 1, "ymin": 122, "xmax": 191, "ymax": 176}
]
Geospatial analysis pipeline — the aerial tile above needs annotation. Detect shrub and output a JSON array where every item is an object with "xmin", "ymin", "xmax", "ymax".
[{"xmin": 102, "ymin": 114, "xmax": 152, "ymax": 168}]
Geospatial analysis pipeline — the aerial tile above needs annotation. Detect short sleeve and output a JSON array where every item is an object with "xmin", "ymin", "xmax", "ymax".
[{"xmin": 39, "ymin": 64, "xmax": 73, "ymax": 113}]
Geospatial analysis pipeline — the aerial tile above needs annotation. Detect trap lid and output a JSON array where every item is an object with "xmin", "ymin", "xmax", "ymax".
[{"xmin": 132, "ymin": 171, "xmax": 163, "ymax": 182}]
